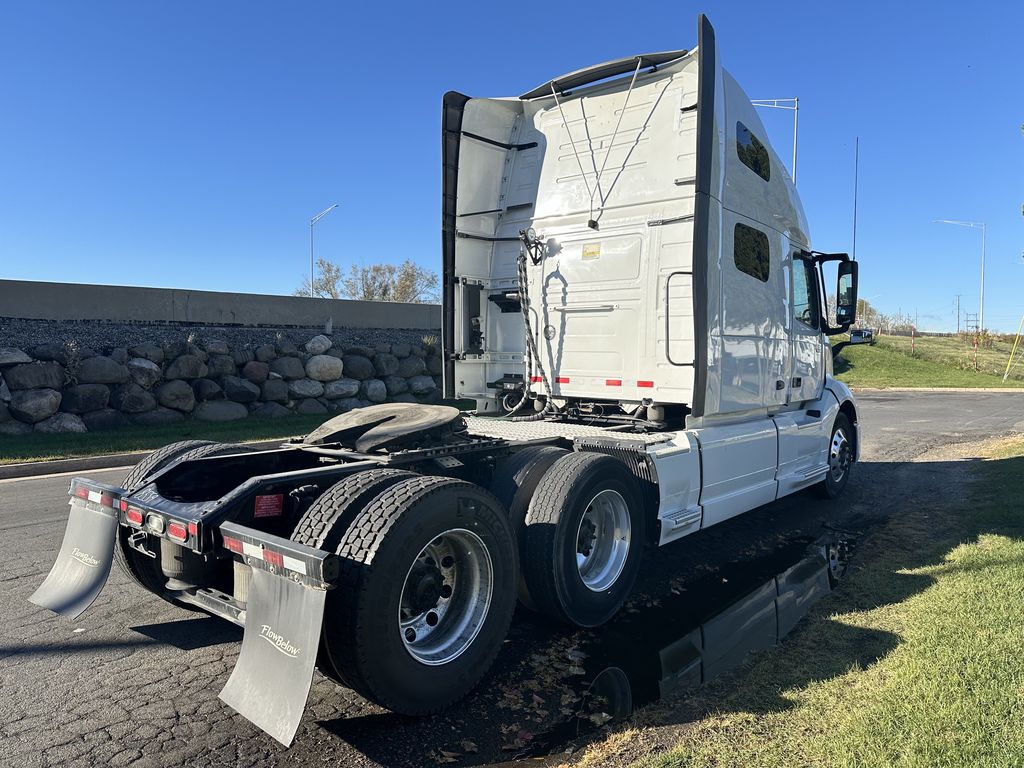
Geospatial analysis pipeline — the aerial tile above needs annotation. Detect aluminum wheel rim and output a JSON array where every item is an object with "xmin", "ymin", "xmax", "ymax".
[
  {"xmin": 575, "ymin": 489, "xmax": 632, "ymax": 593},
  {"xmin": 828, "ymin": 428, "xmax": 852, "ymax": 484},
  {"xmin": 398, "ymin": 528, "xmax": 493, "ymax": 666},
  {"xmin": 827, "ymin": 543, "xmax": 844, "ymax": 581}
]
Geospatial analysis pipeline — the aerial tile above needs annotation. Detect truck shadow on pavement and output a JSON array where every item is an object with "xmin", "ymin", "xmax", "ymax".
[{"xmin": 131, "ymin": 616, "xmax": 241, "ymax": 651}]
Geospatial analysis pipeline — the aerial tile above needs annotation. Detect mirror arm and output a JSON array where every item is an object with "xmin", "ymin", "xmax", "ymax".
[
  {"xmin": 810, "ymin": 251, "xmax": 851, "ymax": 265},
  {"xmin": 831, "ymin": 339, "xmax": 852, "ymax": 359}
]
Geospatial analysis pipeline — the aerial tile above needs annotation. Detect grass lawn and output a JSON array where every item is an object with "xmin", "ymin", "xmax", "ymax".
[
  {"xmin": 0, "ymin": 414, "xmax": 330, "ymax": 465},
  {"xmin": 880, "ymin": 333, "xmax": 1024, "ymax": 383},
  {"xmin": 834, "ymin": 338, "xmax": 1023, "ymax": 389},
  {"xmin": 628, "ymin": 438, "xmax": 1024, "ymax": 768}
]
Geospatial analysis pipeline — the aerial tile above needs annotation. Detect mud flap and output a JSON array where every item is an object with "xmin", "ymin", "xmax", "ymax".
[
  {"xmin": 29, "ymin": 494, "xmax": 119, "ymax": 619},
  {"xmin": 217, "ymin": 522, "xmax": 337, "ymax": 747}
]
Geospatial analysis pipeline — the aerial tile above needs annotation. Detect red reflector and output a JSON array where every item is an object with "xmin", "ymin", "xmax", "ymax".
[
  {"xmin": 263, "ymin": 549, "xmax": 284, "ymax": 568},
  {"xmin": 223, "ymin": 536, "xmax": 243, "ymax": 554},
  {"xmin": 606, "ymin": 379, "xmax": 622, "ymax": 387},
  {"xmin": 555, "ymin": 377, "xmax": 570, "ymax": 384},
  {"xmin": 75, "ymin": 486, "xmax": 89, "ymax": 499},
  {"xmin": 187, "ymin": 521, "xmax": 198, "ymax": 538},
  {"xmin": 126, "ymin": 508, "xmax": 143, "ymax": 526},
  {"xmin": 119, "ymin": 499, "xmax": 129, "ymax": 512},
  {"xmin": 637, "ymin": 380, "xmax": 655, "ymax": 388},
  {"xmin": 167, "ymin": 521, "xmax": 188, "ymax": 542},
  {"xmin": 530, "ymin": 375, "xmax": 542, "ymax": 383},
  {"xmin": 254, "ymin": 493, "xmax": 284, "ymax": 519}
]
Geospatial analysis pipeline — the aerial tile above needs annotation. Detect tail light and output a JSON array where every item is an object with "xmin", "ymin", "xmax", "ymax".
[
  {"xmin": 167, "ymin": 521, "xmax": 188, "ymax": 542},
  {"xmin": 125, "ymin": 508, "xmax": 144, "ymax": 526}
]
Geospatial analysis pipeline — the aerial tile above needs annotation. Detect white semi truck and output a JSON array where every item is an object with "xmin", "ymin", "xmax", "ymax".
[{"xmin": 31, "ymin": 15, "xmax": 859, "ymax": 746}]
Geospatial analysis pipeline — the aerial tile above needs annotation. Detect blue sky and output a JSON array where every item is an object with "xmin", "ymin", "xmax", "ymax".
[{"xmin": 1, "ymin": 1, "xmax": 1021, "ymax": 331}]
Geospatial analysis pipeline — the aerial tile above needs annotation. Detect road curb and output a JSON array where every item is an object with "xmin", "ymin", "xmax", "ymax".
[{"xmin": 0, "ymin": 439, "xmax": 290, "ymax": 481}]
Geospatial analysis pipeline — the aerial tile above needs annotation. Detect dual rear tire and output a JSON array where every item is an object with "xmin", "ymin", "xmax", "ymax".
[
  {"xmin": 293, "ymin": 472, "xmax": 518, "ymax": 714},
  {"xmin": 517, "ymin": 452, "xmax": 645, "ymax": 627}
]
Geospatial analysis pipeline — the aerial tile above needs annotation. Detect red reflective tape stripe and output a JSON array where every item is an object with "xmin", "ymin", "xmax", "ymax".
[
  {"xmin": 555, "ymin": 377, "xmax": 570, "ymax": 384},
  {"xmin": 99, "ymin": 494, "xmax": 115, "ymax": 508},
  {"xmin": 74, "ymin": 486, "xmax": 89, "ymax": 499},
  {"xmin": 263, "ymin": 549, "xmax": 284, "ymax": 568},
  {"xmin": 637, "ymin": 380, "xmax": 655, "ymax": 388},
  {"xmin": 223, "ymin": 536, "xmax": 243, "ymax": 554},
  {"xmin": 606, "ymin": 379, "xmax": 622, "ymax": 386},
  {"xmin": 530, "ymin": 375, "xmax": 542, "ymax": 383},
  {"xmin": 187, "ymin": 521, "xmax": 198, "ymax": 538}
]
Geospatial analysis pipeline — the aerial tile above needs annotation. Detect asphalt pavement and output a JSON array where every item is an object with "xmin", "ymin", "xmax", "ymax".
[{"xmin": 2, "ymin": 391, "xmax": 1022, "ymax": 767}]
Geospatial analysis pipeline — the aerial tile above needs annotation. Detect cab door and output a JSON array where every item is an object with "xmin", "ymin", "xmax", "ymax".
[{"xmin": 789, "ymin": 251, "xmax": 824, "ymax": 403}]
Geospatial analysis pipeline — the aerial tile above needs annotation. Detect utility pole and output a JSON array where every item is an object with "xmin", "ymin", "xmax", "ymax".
[
  {"xmin": 955, "ymin": 294, "xmax": 961, "ymax": 334},
  {"xmin": 934, "ymin": 219, "xmax": 986, "ymax": 332}
]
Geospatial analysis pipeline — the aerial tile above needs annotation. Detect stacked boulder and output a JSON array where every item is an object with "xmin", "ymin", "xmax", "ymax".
[{"xmin": 0, "ymin": 335, "xmax": 443, "ymax": 434}]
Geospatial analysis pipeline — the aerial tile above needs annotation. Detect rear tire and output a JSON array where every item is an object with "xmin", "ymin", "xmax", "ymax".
[
  {"xmin": 488, "ymin": 446, "xmax": 569, "ymax": 610},
  {"xmin": 291, "ymin": 469, "xmax": 417, "ymax": 552},
  {"xmin": 522, "ymin": 452, "xmax": 645, "ymax": 628},
  {"xmin": 321, "ymin": 476, "xmax": 518, "ymax": 714},
  {"xmin": 115, "ymin": 441, "xmax": 252, "ymax": 600},
  {"xmin": 815, "ymin": 414, "xmax": 854, "ymax": 499}
]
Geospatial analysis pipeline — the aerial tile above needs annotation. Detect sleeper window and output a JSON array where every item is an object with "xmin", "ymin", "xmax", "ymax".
[
  {"xmin": 734, "ymin": 223, "xmax": 770, "ymax": 282},
  {"xmin": 736, "ymin": 122, "xmax": 771, "ymax": 182}
]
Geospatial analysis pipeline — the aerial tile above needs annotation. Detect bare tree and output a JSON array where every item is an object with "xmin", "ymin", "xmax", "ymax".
[
  {"xmin": 295, "ymin": 259, "xmax": 439, "ymax": 303},
  {"xmin": 294, "ymin": 258, "xmax": 345, "ymax": 299}
]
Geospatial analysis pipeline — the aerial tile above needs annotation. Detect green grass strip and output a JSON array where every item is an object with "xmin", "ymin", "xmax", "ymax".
[{"xmin": 0, "ymin": 414, "xmax": 329, "ymax": 465}]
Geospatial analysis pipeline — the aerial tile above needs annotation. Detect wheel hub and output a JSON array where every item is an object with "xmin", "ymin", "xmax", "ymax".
[
  {"xmin": 577, "ymin": 518, "xmax": 597, "ymax": 558},
  {"xmin": 575, "ymin": 489, "xmax": 632, "ymax": 593},
  {"xmin": 403, "ymin": 561, "xmax": 444, "ymax": 616},
  {"xmin": 398, "ymin": 529, "xmax": 493, "ymax": 666},
  {"xmin": 829, "ymin": 428, "xmax": 852, "ymax": 483}
]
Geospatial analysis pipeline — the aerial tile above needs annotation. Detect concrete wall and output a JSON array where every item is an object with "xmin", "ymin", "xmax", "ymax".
[{"xmin": 0, "ymin": 279, "xmax": 441, "ymax": 330}]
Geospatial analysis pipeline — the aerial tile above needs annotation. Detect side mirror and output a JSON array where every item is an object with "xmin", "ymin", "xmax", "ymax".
[{"xmin": 836, "ymin": 261, "xmax": 858, "ymax": 327}]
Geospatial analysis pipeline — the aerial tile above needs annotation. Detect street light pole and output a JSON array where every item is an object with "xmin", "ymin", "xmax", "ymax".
[
  {"xmin": 750, "ymin": 98, "xmax": 799, "ymax": 185},
  {"xmin": 309, "ymin": 204, "xmax": 339, "ymax": 298},
  {"xmin": 934, "ymin": 219, "xmax": 986, "ymax": 331}
]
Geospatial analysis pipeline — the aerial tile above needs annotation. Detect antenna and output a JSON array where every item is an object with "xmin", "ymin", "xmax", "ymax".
[{"xmin": 852, "ymin": 137, "xmax": 859, "ymax": 261}]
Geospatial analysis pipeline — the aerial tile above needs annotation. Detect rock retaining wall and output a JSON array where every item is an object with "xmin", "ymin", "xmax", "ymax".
[{"xmin": 0, "ymin": 330, "xmax": 443, "ymax": 435}]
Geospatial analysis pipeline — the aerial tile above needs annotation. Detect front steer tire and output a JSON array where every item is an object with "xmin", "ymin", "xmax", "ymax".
[
  {"xmin": 522, "ymin": 452, "xmax": 645, "ymax": 628},
  {"xmin": 115, "ymin": 441, "xmax": 252, "ymax": 600},
  {"xmin": 320, "ymin": 476, "xmax": 518, "ymax": 715},
  {"xmin": 815, "ymin": 413, "xmax": 854, "ymax": 500}
]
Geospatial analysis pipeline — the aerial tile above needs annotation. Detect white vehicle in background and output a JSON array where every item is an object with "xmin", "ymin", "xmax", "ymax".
[
  {"xmin": 850, "ymin": 328, "xmax": 875, "ymax": 344},
  {"xmin": 32, "ymin": 14, "xmax": 860, "ymax": 747}
]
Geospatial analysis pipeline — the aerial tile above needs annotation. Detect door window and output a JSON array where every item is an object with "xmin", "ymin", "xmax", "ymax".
[{"xmin": 792, "ymin": 257, "xmax": 819, "ymax": 329}]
